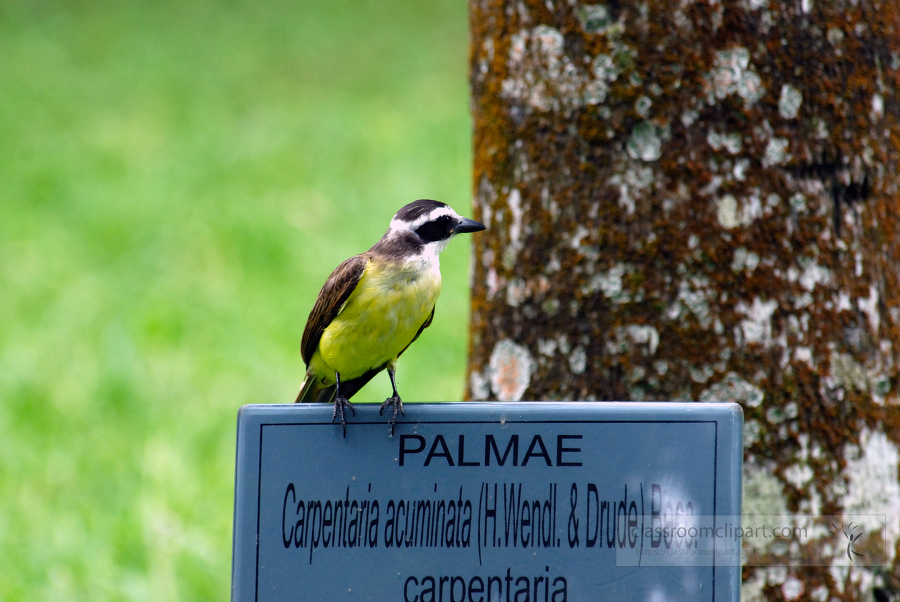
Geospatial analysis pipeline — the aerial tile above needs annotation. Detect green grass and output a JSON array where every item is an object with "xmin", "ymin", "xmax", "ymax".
[{"xmin": 0, "ymin": 0, "xmax": 470, "ymax": 598}]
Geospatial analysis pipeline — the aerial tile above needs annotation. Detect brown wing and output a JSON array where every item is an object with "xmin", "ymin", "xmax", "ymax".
[
  {"xmin": 397, "ymin": 305, "xmax": 435, "ymax": 358},
  {"xmin": 301, "ymin": 255, "xmax": 368, "ymax": 365}
]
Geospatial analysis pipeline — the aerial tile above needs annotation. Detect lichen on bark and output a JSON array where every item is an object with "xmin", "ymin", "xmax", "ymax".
[{"xmin": 467, "ymin": 1, "xmax": 900, "ymax": 599}]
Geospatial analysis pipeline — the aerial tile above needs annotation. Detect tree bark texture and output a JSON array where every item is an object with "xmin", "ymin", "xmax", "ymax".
[{"xmin": 466, "ymin": 1, "xmax": 900, "ymax": 600}]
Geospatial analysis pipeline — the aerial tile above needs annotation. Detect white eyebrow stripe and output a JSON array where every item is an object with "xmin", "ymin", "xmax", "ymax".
[{"xmin": 389, "ymin": 206, "xmax": 459, "ymax": 233}]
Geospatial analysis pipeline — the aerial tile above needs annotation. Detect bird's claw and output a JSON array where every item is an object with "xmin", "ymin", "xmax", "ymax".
[
  {"xmin": 332, "ymin": 396, "xmax": 355, "ymax": 438},
  {"xmin": 380, "ymin": 395, "xmax": 404, "ymax": 436}
]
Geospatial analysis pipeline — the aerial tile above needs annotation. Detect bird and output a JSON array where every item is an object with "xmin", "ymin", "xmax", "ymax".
[{"xmin": 294, "ymin": 199, "xmax": 486, "ymax": 436}]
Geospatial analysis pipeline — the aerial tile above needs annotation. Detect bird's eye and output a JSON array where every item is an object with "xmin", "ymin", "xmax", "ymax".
[{"xmin": 415, "ymin": 215, "xmax": 455, "ymax": 243}]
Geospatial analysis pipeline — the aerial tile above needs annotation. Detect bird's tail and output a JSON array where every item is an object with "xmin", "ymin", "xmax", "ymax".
[{"xmin": 294, "ymin": 376, "xmax": 337, "ymax": 404}]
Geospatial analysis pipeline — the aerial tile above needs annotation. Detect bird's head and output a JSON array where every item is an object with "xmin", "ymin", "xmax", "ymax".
[{"xmin": 386, "ymin": 199, "xmax": 486, "ymax": 255}]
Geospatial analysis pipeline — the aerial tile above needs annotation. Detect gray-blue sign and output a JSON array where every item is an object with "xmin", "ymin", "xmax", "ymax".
[{"xmin": 231, "ymin": 402, "xmax": 743, "ymax": 601}]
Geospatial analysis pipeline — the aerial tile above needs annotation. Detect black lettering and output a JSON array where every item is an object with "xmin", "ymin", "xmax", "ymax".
[
  {"xmin": 485, "ymin": 435, "xmax": 519, "ymax": 466},
  {"xmin": 294, "ymin": 500, "xmax": 306, "ymax": 548},
  {"xmin": 322, "ymin": 500, "xmax": 332, "ymax": 548},
  {"xmin": 468, "ymin": 576, "xmax": 484, "ymax": 602},
  {"xmin": 342, "ymin": 488, "xmax": 350, "ymax": 547},
  {"xmin": 542, "ymin": 487, "xmax": 553, "ymax": 548},
  {"xmin": 445, "ymin": 500, "xmax": 456, "ymax": 547},
  {"xmin": 416, "ymin": 500, "xmax": 432, "ymax": 547},
  {"xmin": 551, "ymin": 577, "xmax": 567, "ymax": 601},
  {"xmin": 457, "ymin": 488, "xmax": 465, "ymax": 547},
  {"xmin": 628, "ymin": 499, "xmax": 638, "ymax": 548},
  {"xmin": 458, "ymin": 435, "xmax": 480, "ymax": 466},
  {"xmin": 504, "ymin": 484, "xmax": 521, "ymax": 546},
  {"xmin": 556, "ymin": 435, "xmax": 582, "ymax": 466},
  {"xmin": 408, "ymin": 499, "xmax": 419, "ymax": 548},
  {"xmin": 282, "ymin": 483, "xmax": 295, "ymax": 548},
  {"xmin": 435, "ymin": 501, "xmax": 446, "ymax": 546},
  {"xmin": 400, "ymin": 435, "xmax": 427, "ymax": 466},
  {"xmin": 568, "ymin": 484, "xmax": 579, "ymax": 548},
  {"xmin": 369, "ymin": 500, "xmax": 379, "ymax": 547},
  {"xmin": 421, "ymin": 576, "xmax": 436, "ymax": 602},
  {"xmin": 514, "ymin": 577, "xmax": 529, "ymax": 602},
  {"xmin": 425, "ymin": 435, "xmax": 455, "ymax": 467},
  {"xmin": 333, "ymin": 497, "xmax": 344, "ymax": 547},
  {"xmin": 397, "ymin": 501, "xmax": 407, "ymax": 548},
  {"xmin": 385, "ymin": 501, "xmax": 395, "ymax": 548},
  {"xmin": 586, "ymin": 484, "xmax": 598, "ymax": 547},
  {"xmin": 305, "ymin": 499, "xmax": 315, "ymax": 548},
  {"xmin": 405, "ymin": 576, "xmax": 419, "ymax": 602},
  {"xmin": 616, "ymin": 490, "xmax": 627, "ymax": 548},
  {"xmin": 603, "ymin": 501, "xmax": 614, "ymax": 548},
  {"xmin": 553, "ymin": 484, "xmax": 558, "ymax": 546},
  {"xmin": 521, "ymin": 500, "xmax": 531, "ymax": 547},
  {"xmin": 522, "ymin": 435, "xmax": 552, "ymax": 466},
  {"xmin": 461, "ymin": 500, "xmax": 473, "ymax": 547},
  {"xmin": 484, "ymin": 484, "xmax": 497, "ymax": 547},
  {"xmin": 309, "ymin": 501, "xmax": 321, "ymax": 564}
]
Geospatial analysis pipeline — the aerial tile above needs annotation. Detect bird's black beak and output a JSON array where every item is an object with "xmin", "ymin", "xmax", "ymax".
[{"xmin": 454, "ymin": 217, "xmax": 486, "ymax": 234}]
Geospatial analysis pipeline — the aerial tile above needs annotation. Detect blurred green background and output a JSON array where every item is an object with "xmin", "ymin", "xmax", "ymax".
[{"xmin": 0, "ymin": 0, "xmax": 470, "ymax": 598}]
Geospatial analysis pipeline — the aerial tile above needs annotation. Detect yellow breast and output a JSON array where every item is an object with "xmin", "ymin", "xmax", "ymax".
[{"xmin": 312, "ymin": 259, "xmax": 441, "ymax": 381}]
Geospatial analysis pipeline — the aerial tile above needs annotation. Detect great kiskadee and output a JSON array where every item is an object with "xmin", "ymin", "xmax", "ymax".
[{"xmin": 295, "ymin": 199, "xmax": 486, "ymax": 435}]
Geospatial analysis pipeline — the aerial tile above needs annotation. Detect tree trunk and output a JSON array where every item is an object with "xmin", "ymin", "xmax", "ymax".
[{"xmin": 466, "ymin": 1, "xmax": 900, "ymax": 599}]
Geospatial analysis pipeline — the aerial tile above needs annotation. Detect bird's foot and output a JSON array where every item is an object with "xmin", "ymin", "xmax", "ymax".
[
  {"xmin": 379, "ymin": 395, "xmax": 404, "ymax": 436},
  {"xmin": 331, "ymin": 395, "xmax": 355, "ymax": 438}
]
